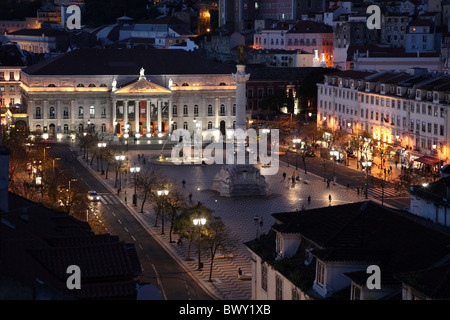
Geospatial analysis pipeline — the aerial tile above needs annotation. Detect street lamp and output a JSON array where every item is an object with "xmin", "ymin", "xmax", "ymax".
[
  {"xmin": 193, "ymin": 216, "xmax": 206, "ymax": 270},
  {"xmin": 130, "ymin": 165, "xmax": 141, "ymax": 206},
  {"xmin": 115, "ymin": 155, "xmax": 126, "ymax": 192},
  {"xmin": 157, "ymin": 189, "xmax": 169, "ymax": 234},
  {"xmin": 98, "ymin": 142, "xmax": 107, "ymax": 174},
  {"xmin": 293, "ymin": 138, "xmax": 301, "ymax": 170},
  {"xmin": 52, "ymin": 157, "xmax": 61, "ymax": 175},
  {"xmin": 68, "ymin": 178, "xmax": 77, "ymax": 204}
]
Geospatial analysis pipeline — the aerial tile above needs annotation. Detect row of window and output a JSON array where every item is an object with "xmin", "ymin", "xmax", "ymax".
[
  {"xmin": 34, "ymin": 106, "xmax": 106, "ymax": 119},
  {"xmin": 0, "ymin": 86, "xmax": 15, "ymax": 92},
  {"xmin": 172, "ymin": 104, "xmax": 235, "ymax": 117},
  {"xmin": 255, "ymin": 37, "xmax": 327, "ymax": 46},
  {"xmin": 171, "ymin": 120, "xmax": 236, "ymax": 132},
  {"xmin": 35, "ymin": 123, "xmax": 108, "ymax": 134},
  {"xmin": 0, "ymin": 72, "xmax": 17, "ymax": 81}
]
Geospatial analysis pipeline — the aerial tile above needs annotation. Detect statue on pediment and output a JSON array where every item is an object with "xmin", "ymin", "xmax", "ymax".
[{"xmin": 139, "ymin": 67, "xmax": 146, "ymax": 80}]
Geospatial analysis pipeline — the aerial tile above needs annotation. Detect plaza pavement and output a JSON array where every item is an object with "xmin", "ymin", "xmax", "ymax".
[{"xmin": 77, "ymin": 148, "xmax": 368, "ymax": 300}]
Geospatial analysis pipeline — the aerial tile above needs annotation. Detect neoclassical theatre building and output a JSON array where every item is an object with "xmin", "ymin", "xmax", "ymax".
[{"xmin": 21, "ymin": 47, "xmax": 238, "ymax": 139}]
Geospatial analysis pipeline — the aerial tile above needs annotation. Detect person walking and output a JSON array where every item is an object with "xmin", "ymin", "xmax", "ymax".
[
  {"xmin": 182, "ymin": 179, "xmax": 186, "ymax": 188},
  {"xmin": 307, "ymin": 195, "xmax": 311, "ymax": 205},
  {"xmin": 329, "ymin": 194, "xmax": 332, "ymax": 203},
  {"xmin": 282, "ymin": 172, "xmax": 286, "ymax": 180},
  {"xmin": 188, "ymin": 192, "xmax": 192, "ymax": 202}
]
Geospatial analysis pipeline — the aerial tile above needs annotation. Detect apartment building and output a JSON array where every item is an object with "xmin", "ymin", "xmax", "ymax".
[
  {"xmin": 245, "ymin": 201, "xmax": 450, "ymax": 300},
  {"xmin": 317, "ymin": 69, "xmax": 450, "ymax": 161},
  {"xmin": 253, "ymin": 20, "xmax": 333, "ymax": 67}
]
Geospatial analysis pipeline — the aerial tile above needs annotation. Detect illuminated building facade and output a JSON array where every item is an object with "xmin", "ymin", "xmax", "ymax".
[
  {"xmin": 317, "ymin": 69, "xmax": 450, "ymax": 161},
  {"xmin": 21, "ymin": 47, "xmax": 237, "ymax": 140},
  {"xmin": 253, "ymin": 20, "xmax": 333, "ymax": 68}
]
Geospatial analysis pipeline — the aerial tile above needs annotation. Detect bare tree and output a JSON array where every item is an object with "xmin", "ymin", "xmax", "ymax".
[{"xmin": 203, "ymin": 216, "xmax": 238, "ymax": 282}]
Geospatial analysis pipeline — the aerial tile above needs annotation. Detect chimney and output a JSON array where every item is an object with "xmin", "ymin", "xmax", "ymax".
[{"xmin": 0, "ymin": 144, "xmax": 10, "ymax": 212}]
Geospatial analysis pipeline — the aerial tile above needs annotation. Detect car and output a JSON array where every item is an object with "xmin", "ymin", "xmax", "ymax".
[
  {"xmin": 87, "ymin": 190, "xmax": 100, "ymax": 201},
  {"xmin": 305, "ymin": 151, "xmax": 316, "ymax": 157}
]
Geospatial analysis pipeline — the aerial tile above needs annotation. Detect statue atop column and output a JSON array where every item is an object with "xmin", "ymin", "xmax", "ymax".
[{"xmin": 237, "ymin": 43, "xmax": 246, "ymax": 65}]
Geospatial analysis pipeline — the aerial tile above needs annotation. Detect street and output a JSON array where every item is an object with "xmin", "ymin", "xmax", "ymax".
[{"xmin": 51, "ymin": 143, "xmax": 213, "ymax": 300}]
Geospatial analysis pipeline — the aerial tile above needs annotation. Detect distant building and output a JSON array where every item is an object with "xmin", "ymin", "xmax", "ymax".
[
  {"xmin": 21, "ymin": 47, "xmax": 237, "ymax": 140},
  {"xmin": 349, "ymin": 45, "xmax": 442, "ymax": 73},
  {"xmin": 5, "ymin": 29, "xmax": 69, "ymax": 54},
  {"xmin": 91, "ymin": 16, "xmax": 195, "ymax": 49},
  {"xmin": 253, "ymin": 20, "xmax": 333, "ymax": 67},
  {"xmin": 0, "ymin": 18, "xmax": 41, "ymax": 34},
  {"xmin": 247, "ymin": 48, "xmax": 314, "ymax": 67},
  {"xmin": 195, "ymin": 30, "xmax": 245, "ymax": 63},
  {"xmin": 245, "ymin": 201, "xmax": 450, "ymax": 300},
  {"xmin": 0, "ymin": 43, "xmax": 26, "ymax": 131},
  {"xmin": 409, "ymin": 174, "xmax": 450, "ymax": 227},
  {"xmin": 405, "ymin": 20, "xmax": 441, "ymax": 53},
  {"xmin": 380, "ymin": 13, "xmax": 412, "ymax": 48},
  {"xmin": 317, "ymin": 69, "xmax": 450, "ymax": 162}
]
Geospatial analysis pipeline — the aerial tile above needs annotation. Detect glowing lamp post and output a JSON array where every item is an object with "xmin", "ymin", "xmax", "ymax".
[{"xmin": 193, "ymin": 217, "xmax": 206, "ymax": 270}]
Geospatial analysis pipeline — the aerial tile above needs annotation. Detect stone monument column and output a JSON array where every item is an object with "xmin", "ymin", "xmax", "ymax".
[{"xmin": 232, "ymin": 64, "xmax": 250, "ymax": 131}]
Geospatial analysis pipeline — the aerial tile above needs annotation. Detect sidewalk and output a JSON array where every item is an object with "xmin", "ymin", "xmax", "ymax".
[{"xmin": 76, "ymin": 149, "xmax": 367, "ymax": 300}]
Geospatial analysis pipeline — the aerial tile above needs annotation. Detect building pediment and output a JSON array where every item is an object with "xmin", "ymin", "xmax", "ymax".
[{"xmin": 114, "ymin": 79, "xmax": 171, "ymax": 94}]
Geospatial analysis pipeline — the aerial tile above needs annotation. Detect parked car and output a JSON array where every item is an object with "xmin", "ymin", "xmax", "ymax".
[{"xmin": 87, "ymin": 190, "xmax": 100, "ymax": 201}]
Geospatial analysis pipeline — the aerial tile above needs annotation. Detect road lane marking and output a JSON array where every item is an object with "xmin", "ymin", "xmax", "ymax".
[
  {"xmin": 117, "ymin": 219, "xmax": 122, "ymax": 224},
  {"xmin": 152, "ymin": 264, "xmax": 167, "ymax": 300}
]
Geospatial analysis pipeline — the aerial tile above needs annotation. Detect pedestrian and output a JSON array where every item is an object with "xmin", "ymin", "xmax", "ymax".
[
  {"xmin": 329, "ymin": 194, "xmax": 332, "ymax": 203},
  {"xmin": 347, "ymin": 183, "xmax": 350, "ymax": 189},
  {"xmin": 188, "ymin": 192, "xmax": 192, "ymax": 202},
  {"xmin": 259, "ymin": 216, "xmax": 263, "ymax": 227},
  {"xmin": 282, "ymin": 172, "xmax": 286, "ymax": 180},
  {"xmin": 177, "ymin": 238, "xmax": 183, "ymax": 245},
  {"xmin": 327, "ymin": 180, "xmax": 330, "ymax": 188},
  {"xmin": 143, "ymin": 157, "xmax": 146, "ymax": 164},
  {"xmin": 307, "ymin": 195, "xmax": 311, "ymax": 204},
  {"xmin": 301, "ymin": 204, "xmax": 305, "ymax": 211},
  {"xmin": 292, "ymin": 176, "xmax": 295, "ymax": 183},
  {"xmin": 138, "ymin": 154, "xmax": 140, "ymax": 161},
  {"xmin": 357, "ymin": 186, "xmax": 360, "ymax": 195},
  {"xmin": 238, "ymin": 268, "xmax": 242, "ymax": 276},
  {"xmin": 182, "ymin": 179, "xmax": 186, "ymax": 188}
]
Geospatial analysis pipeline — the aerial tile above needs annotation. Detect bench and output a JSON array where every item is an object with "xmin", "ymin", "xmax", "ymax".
[
  {"xmin": 216, "ymin": 253, "xmax": 234, "ymax": 259},
  {"xmin": 237, "ymin": 273, "xmax": 252, "ymax": 280}
]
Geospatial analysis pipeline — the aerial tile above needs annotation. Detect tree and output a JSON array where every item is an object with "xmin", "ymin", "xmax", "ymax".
[
  {"xmin": 173, "ymin": 204, "xmax": 213, "ymax": 261},
  {"xmin": 165, "ymin": 187, "xmax": 187, "ymax": 243},
  {"xmin": 203, "ymin": 216, "xmax": 238, "ymax": 282}
]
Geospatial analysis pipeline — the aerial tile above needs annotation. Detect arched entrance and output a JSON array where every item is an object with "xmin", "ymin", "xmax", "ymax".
[
  {"xmin": 49, "ymin": 123, "xmax": 56, "ymax": 137},
  {"xmin": 14, "ymin": 120, "xmax": 27, "ymax": 132}
]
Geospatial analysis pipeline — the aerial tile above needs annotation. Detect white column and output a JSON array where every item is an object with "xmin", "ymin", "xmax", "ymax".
[
  {"xmin": 70, "ymin": 99, "xmax": 75, "ymax": 127},
  {"xmin": 43, "ymin": 100, "xmax": 48, "ymax": 128},
  {"xmin": 146, "ymin": 100, "xmax": 151, "ymax": 135},
  {"xmin": 135, "ymin": 100, "xmax": 139, "ymax": 134},
  {"xmin": 233, "ymin": 64, "xmax": 250, "ymax": 131},
  {"xmin": 227, "ymin": 97, "xmax": 232, "ymax": 128},
  {"xmin": 214, "ymin": 97, "xmax": 219, "ymax": 129},
  {"xmin": 157, "ymin": 100, "xmax": 162, "ymax": 133},
  {"xmin": 168, "ymin": 99, "xmax": 173, "ymax": 134},
  {"xmin": 124, "ymin": 100, "xmax": 129, "ymax": 131},
  {"xmin": 112, "ymin": 98, "xmax": 117, "ymax": 134},
  {"xmin": 56, "ymin": 100, "xmax": 61, "ymax": 128}
]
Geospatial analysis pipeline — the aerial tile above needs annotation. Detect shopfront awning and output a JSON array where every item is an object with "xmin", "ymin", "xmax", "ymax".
[{"xmin": 414, "ymin": 155, "xmax": 439, "ymax": 165}]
